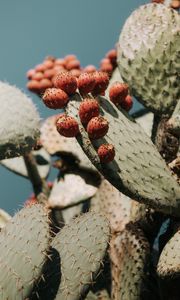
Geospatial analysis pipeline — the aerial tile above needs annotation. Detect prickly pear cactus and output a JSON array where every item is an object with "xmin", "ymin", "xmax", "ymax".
[
  {"xmin": 0, "ymin": 204, "xmax": 50, "ymax": 300},
  {"xmin": 118, "ymin": 3, "xmax": 180, "ymax": 114},
  {"xmin": 0, "ymin": 81, "xmax": 40, "ymax": 160},
  {"xmin": 52, "ymin": 212, "xmax": 110, "ymax": 300},
  {"xmin": 66, "ymin": 95, "xmax": 180, "ymax": 216},
  {"xmin": 110, "ymin": 223, "xmax": 150, "ymax": 300}
]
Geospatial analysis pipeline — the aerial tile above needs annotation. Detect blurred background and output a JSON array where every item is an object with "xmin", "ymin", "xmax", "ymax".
[{"xmin": 0, "ymin": 0, "xmax": 145, "ymax": 214}]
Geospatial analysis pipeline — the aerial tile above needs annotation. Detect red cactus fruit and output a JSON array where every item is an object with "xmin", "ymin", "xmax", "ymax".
[
  {"xmin": 44, "ymin": 68, "xmax": 56, "ymax": 79},
  {"xmin": 109, "ymin": 82, "xmax": 129, "ymax": 105},
  {"xmin": 35, "ymin": 64, "xmax": 46, "ymax": 72},
  {"xmin": 55, "ymin": 58, "xmax": 66, "ymax": 66},
  {"xmin": 106, "ymin": 49, "xmax": 117, "ymax": 65},
  {"xmin": 43, "ymin": 59, "xmax": 54, "ymax": 69},
  {"xmin": 54, "ymin": 72, "xmax": 77, "ymax": 95},
  {"xmin": 92, "ymin": 71, "xmax": 109, "ymax": 95},
  {"xmin": 98, "ymin": 144, "xmax": 115, "ymax": 163},
  {"xmin": 66, "ymin": 59, "xmax": 81, "ymax": 70},
  {"xmin": 27, "ymin": 80, "xmax": 41, "ymax": 92},
  {"xmin": 39, "ymin": 79, "xmax": 53, "ymax": 91},
  {"xmin": 77, "ymin": 73, "xmax": 96, "ymax": 95},
  {"xmin": 171, "ymin": 0, "xmax": 180, "ymax": 8},
  {"xmin": 87, "ymin": 116, "xmax": 109, "ymax": 139},
  {"xmin": 56, "ymin": 114, "xmax": 80, "ymax": 137},
  {"xmin": 64, "ymin": 54, "xmax": 77, "ymax": 62},
  {"xmin": 70, "ymin": 69, "xmax": 82, "ymax": 78},
  {"xmin": 42, "ymin": 88, "xmax": 69, "ymax": 109},
  {"xmin": 26, "ymin": 69, "xmax": 36, "ymax": 79},
  {"xmin": 100, "ymin": 63, "xmax": 113, "ymax": 74},
  {"xmin": 120, "ymin": 95, "xmax": 133, "ymax": 112},
  {"xmin": 79, "ymin": 98, "xmax": 99, "ymax": 124},
  {"xmin": 83, "ymin": 65, "xmax": 97, "ymax": 73},
  {"xmin": 32, "ymin": 72, "xmax": 44, "ymax": 81}
]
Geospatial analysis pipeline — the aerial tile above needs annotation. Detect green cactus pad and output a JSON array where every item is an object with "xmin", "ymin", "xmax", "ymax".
[
  {"xmin": 118, "ymin": 3, "xmax": 180, "ymax": 114},
  {"xmin": 91, "ymin": 179, "xmax": 131, "ymax": 233},
  {"xmin": 52, "ymin": 212, "xmax": 110, "ymax": 300},
  {"xmin": 0, "ymin": 148, "xmax": 50, "ymax": 178},
  {"xmin": 110, "ymin": 223, "xmax": 150, "ymax": 300},
  {"xmin": 0, "ymin": 204, "xmax": 50, "ymax": 299},
  {"xmin": 0, "ymin": 209, "xmax": 11, "ymax": 230},
  {"xmin": 66, "ymin": 95, "xmax": 180, "ymax": 216},
  {"xmin": 0, "ymin": 81, "xmax": 40, "ymax": 160},
  {"xmin": 157, "ymin": 228, "xmax": 180, "ymax": 278}
]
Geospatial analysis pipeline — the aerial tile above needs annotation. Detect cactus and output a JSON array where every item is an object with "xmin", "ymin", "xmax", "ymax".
[
  {"xmin": 1, "ymin": 1, "xmax": 180, "ymax": 299},
  {"xmin": 0, "ymin": 81, "xmax": 40, "ymax": 159},
  {"xmin": 118, "ymin": 3, "xmax": 180, "ymax": 115}
]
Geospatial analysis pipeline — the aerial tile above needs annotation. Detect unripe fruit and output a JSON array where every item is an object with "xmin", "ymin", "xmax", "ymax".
[
  {"xmin": 27, "ymin": 80, "xmax": 41, "ymax": 92},
  {"xmin": 87, "ymin": 116, "xmax": 109, "ymax": 139},
  {"xmin": 171, "ymin": 0, "xmax": 180, "ymax": 9},
  {"xmin": 92, "ymin": 71, "xmax": 109, "ymax": 95},
  {"xmin": 26, "ymin": 69, "xmax": 36, "ymax": 79},
  {"xmin": 79, "ymin": 98, "xmax": 99, "ymax": 124},
  {"xmin": 109, "ymin": 82, "xmax": 129, "ymax": 105},
  {"xmin": 66, "ymin": 59, "xmax": 81, "ymax": 70},
  {"xmin": 39, "ymin": 78, "xmax": 53, "ymax": 91},
  {"xmin": 35, "ymin": 64, "xmax": 46, "ymax": 72},
  {"xmin": 97, "ymin": 144, "xmax": 115, "ymax": 163},
  {"xmin": 64, "ymin": 54, "xmax": 77, "ymax": 62},
  {"xmin": 120, "ymin": 95, "xmax": 133, "ymax": 112},
  {"xmin": 100, "ymin": 63, "xmax": 113, "ymax": 74},
  {"xmin": 43, "ymin": 59, "xmax": 54, "ymax": 69},
  {"xmin": 56, "ymin": 114, "xmax": 80, "ymax": 137},
  {"xmin": 106, "ymin": 49, "xmax": 117, "ymax": 65},
  {"xmin": 42, "ymin": 88, "xmax": 69, "ymax": 109},
  {"xmin": 54, "ymin": 72, "xmax": 77, "ymax": 95},
  {"xmin": 78, "ymin": 73, "xmax": 96, "ymax": 95},
  {"xmin": 32, "ymin": 72, "xmax": 44, "ymax": 81},
  {"xmin": 70, "ymin": 69, "xmax": 81, "ymax": 78},
  {"xmin": 83, "ymin": 65, "xmax": 97, "ymax": 73},
  {"xmin": 55, "ymin": 58, "xmax": 66, "ymax": 66},
  {"xmin": 44, "ymin": 68, "xmax": 56, "ymax": 79}
]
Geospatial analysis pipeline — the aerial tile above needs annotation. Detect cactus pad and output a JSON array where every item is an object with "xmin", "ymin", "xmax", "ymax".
[
  {"xmin": 66, "ymin": 95, "xmax": 180, "ymax": 216},
  {"xmin": 110, "ymin": 223, "xmax": 150, "ymax": 300},
  {"xmin": 0, "ymin": 148, "xmax": 50, "ymax": 178},
  {"xmin": 157, "ymin": 228, "xmax": 180, "ymax": 278},
  {"xmin": 52, "ymin": 212, "xmax": 110, "ymax": 300},
  {"xmin": 0, "ymin": 209, "xmax": 11, "ymax": 230},
  {"xmin": 118, "ymin": 4, "xmax": 180, "ymax": 114},
  {"xmin": 91, "ymin": 179, "xmax": 131, "ymax": 233},
  {"xmin": 49, "ymin": 174, "xmax": 97, "ymax": 208},
  {"xmin": 0, "ymin": 204, "xmax": 50, "ymax": 299},
  {"xmin": 0, "ymin": 81, "xmax": 40, "ymax": 159}
]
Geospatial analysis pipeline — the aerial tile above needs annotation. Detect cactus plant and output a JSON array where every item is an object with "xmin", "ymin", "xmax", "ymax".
[{"xmin": 1, "ymin": 1, "xmax": 180, "ymax": 299}]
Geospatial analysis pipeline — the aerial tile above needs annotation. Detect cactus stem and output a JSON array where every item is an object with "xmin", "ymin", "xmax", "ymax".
[{"xmin": 23, "ymin": 151, "xmax": 49, "ymax": 204}]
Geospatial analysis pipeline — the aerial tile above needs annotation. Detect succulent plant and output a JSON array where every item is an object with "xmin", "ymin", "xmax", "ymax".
[{"xmin": 1, "ymin": 1, "xmax": 180, "ymax": 299}]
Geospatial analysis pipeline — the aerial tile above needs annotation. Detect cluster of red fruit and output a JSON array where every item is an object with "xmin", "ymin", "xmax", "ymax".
[
  {"xmin": 151, "ymin": 0, "xmax": 180, "ymax": 9},
  {"xmin": 27, "ymin": 50, "xmax": 133, "ymax": 164},
  {"xmin": 26, "ymin": 49, "xmax": 117, "ymax": 95}
]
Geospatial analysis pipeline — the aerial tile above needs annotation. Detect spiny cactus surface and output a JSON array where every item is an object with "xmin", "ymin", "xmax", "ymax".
[
  {"xmin": 157, "ymin": 226, "xmax": 180, "ymax": 278},
  {"xmin": 0, "ymin": 81, "xmax": 40, "ymax": 160},
  {"xmin": 110, "ymin": 223, "xmax": 150, "ymax": 300},
  {"xmin": 0, "ymin": 204, "xmax": 50, "ymax": 300},
  {"xmin": 51, "ymin": 212, "xmax": 110, "ymax": 300},
  {"xmin": 66, "ymin": 95, "xmax": 180, "ymax": 216},
  {"xmin": 118, "ymin": 3, "xmax": 180, "ymax": 114}
]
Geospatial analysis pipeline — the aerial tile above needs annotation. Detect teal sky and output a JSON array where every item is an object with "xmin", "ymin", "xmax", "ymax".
[{"xmin": 0, "ymin": 0, "xmax": 146, "ymax": 214}]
